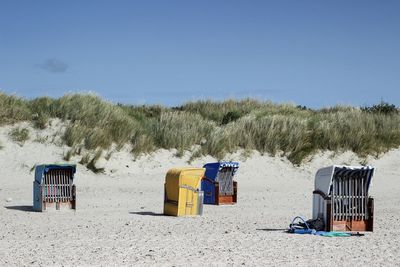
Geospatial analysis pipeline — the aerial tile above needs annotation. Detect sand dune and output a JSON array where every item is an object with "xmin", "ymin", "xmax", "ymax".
[{"xmin": 0, "ymin": 125, "xmax": 399, "ymax": 266}]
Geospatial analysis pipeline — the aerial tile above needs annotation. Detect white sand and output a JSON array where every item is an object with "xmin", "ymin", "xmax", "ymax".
[{"xmin": 0, "ymin": 123, "xmax": 399, "ymax": 266}]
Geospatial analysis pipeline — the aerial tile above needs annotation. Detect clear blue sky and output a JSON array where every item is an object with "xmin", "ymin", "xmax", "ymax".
[{"xmin": 1, "ymin": 0, "xmax": 399, "ymax": 107}]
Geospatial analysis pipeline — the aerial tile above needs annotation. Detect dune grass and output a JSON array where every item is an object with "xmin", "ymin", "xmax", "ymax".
[
  {"xmin": 9, "ymin": 127, "xmax": 30, "ymax": 145},
  {"xmin": 1, "ymin": 91, "xmax": 399, "ymax": 165}
]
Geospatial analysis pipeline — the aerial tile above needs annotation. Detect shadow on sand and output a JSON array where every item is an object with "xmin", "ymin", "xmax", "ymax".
[
  {"xmin": 256, "ymin": 228, "xmax": 287, "ymax": 232},
  {"xmin": 5, "ymin": 205, "xmax": 35, "ymax": 212},
  {"xmin": 129, "ymin": 211, "xmax": 165, "ymax": 217}
]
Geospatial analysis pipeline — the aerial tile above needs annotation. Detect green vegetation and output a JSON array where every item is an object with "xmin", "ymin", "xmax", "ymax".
[
  {"xmin": 361, "ymin": 101, "xmax": 398, "ymax": 115},
  {"xmin": 1, "ymin": 91, "xmax": 400, "ymax": 165},
  {"xmin": 9, "ymin": 127, "xmax": 30, "ymax": 145}
]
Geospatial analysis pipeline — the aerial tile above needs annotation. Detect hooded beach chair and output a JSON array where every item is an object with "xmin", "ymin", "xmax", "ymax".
[
  {"xmin": 33, "ymin": 164, "xmax": 77, "ymax": 211},
  {"xmin": 201, "ymin": 162, "xmax": 239, "ymax": 205},
  {"xmin": 163, "ymin": 167, "xmax": 205, "ymax": 216},
  {"xmin": 312, "ymin": 165, "xmax": 374, "ymax": 232}
]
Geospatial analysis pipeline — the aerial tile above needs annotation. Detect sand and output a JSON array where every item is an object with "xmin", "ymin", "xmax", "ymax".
[{"xmin": 0, "ymin": 123, "xmax": 400, "ymax": 266}]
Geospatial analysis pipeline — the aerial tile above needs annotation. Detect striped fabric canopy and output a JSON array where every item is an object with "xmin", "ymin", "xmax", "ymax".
[
  {"xmin": 218, "ymin": 161, "xmax": 239, "ymax": 174},
  {"xmin": 35, "ymin": 164, "xmax": 76, "ymax": 183},
  {"xmin": 331, "ymin": 165, "xmax": 374, "ymax": 193}
]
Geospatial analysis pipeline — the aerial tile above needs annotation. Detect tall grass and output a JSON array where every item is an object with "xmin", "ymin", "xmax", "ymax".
[
  {"xmin": 0, "ymin": 92, "xmax": 31, "ymax": 125},
  {"xmin": 154, "ymin": 111, "xmax": 215, "ymax": 155},
  {"xmin": 199, "ymin": 108, "xmax": 400, "ymax": 164},
  {"xmin": 179, "ymin": 98, "xmax": 263, "ymax": 124},
  {"xmin": 57, "ymin": 94, "xmax": 139, "ymax": 150},
  {"xmin": 1, "ymin": 91, "xmax": 399, "ymax": 165}
]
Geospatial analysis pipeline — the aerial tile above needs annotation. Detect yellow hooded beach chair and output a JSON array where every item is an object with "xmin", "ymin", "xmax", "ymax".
[{"xmin": 163, "ymin": 168, "xmax": 205, "ymax": 216}]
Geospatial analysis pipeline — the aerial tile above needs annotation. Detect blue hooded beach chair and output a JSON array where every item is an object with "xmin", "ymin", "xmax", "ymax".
[
  {"xmin": 201, "ymin": 162, "xmax": 239, "ymax": 205},
  {"xmin": 33, "ymin": 164, "xmax": 77, "ymax": 211}
]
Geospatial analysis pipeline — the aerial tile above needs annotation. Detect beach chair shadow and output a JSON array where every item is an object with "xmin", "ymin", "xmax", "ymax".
[
  {"xmin": 5, "ymin": 205, "xmax": 35, "ymax": 212},
  {"xmin": 129, "ymin": 211, "xmax": 164, "ymax": 216}
]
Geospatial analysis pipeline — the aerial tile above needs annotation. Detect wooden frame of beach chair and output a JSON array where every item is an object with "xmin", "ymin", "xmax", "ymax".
[
  {"xmin": 213, "ymin": 181, "xmax": 238, "ymax": 205},
  {"xmin": 313, "ymin": 190, "xmax": 374, "ymax": 232}
]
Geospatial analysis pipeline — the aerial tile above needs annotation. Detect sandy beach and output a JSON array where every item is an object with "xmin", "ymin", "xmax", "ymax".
[
  {"xmin": 0, "ymin": 124, "xmax": 399, "ymax": 266},
  {"xmin": 2, "ymin": 0, "xmax": 400, "ymax": 265}
]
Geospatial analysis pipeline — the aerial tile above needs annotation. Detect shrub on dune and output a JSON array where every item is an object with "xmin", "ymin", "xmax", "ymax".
[
  {"xmin": 9, "ymin": 127, "xmax": 30, "ymax": 145},
  {"xmin": 179, "ymin": 98, "xmax": 262, "ymax": 124}
]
